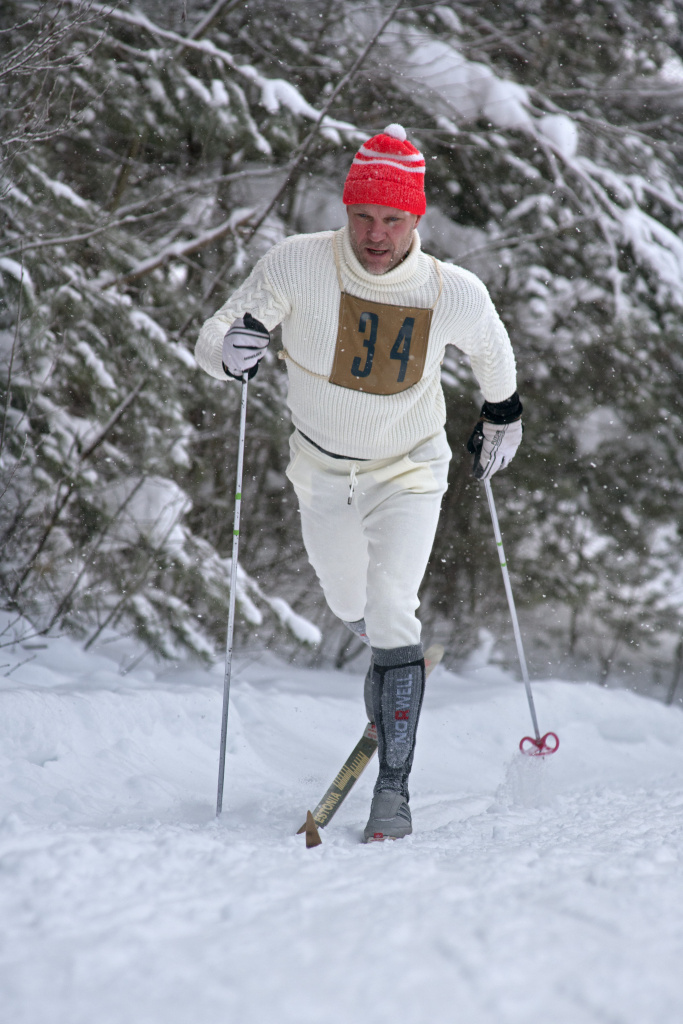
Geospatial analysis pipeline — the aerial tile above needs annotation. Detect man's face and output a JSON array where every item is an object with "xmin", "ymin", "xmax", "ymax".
[{"xmin": 346, "ymin": 204, "xmax": 421, "ymax": 275}]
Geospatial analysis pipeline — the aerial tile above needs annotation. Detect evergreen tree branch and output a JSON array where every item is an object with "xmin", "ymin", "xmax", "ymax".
[
  {"xmin": 83, "ymin": 505, "xmax": 190, "ymax": 651},
  {"xmin": 456, "ymin": 217, "xmax": 591, "ymax": 261},
  {"xmin": 45, "ymin": 474, "xmax": 148, "ymax": 631},
  {"xmin": 0, "ymin": 255, "xmax": 23, "ymax": 459},
  {"xmin": 10, "ymin": 377, "xmax": 148, "ymax": 599},
  {"xmin": 99, "ymin": 208, "xmax": 256, "ymax": 289}
]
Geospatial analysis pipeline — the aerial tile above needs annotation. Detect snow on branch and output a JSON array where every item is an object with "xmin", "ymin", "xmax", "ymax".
[
  {"xmin": 620, "ymin": 205, "xmax": 683, "ymax": 308},
  {"xmin": 387, "ymin": 25, "xmax": 534, "ymax": 131},
  {"xmin": 98, "ymin": 207, "xmax": 256, "ymax": 290},
  {"xmin": 232, "ymin": 562, "xmax": 321, "ymax": 645},
  {"xmin": 0, "ymin": 216, "xmax": 142, "ymax": 261},
  {"xmin": 76, "ymin": 1, "xmax": 360, "ymax": 138},
  {"xmin": 0, "ymin": 258, "xmax": 35, "ymax": 304}
]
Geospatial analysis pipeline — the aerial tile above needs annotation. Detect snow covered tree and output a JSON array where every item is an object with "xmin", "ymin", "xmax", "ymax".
[
  {"xmin": 0, "ymin": 0, "xmax": 347, "ymax": 657},
  {"xmin": 2, "ymin": 0, "xmax": 683, "ymax": 684}
]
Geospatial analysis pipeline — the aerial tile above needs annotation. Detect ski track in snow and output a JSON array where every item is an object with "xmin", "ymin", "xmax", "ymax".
[{"xmin": 0, "ymin": 628, "xmax": 683, "ymax": 1023}]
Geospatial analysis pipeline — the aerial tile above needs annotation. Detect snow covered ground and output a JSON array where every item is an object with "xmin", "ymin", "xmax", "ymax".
[{"xmin": 1, "ymin": 620, "xmax": 683, "ymax": 1024}]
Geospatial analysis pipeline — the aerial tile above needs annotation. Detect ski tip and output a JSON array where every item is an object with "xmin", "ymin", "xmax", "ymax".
[
  {"xmin": 424, "ymin": 643, "xmax": 445, "ymax": 668},
  {"xmin": 302, "ymin": 809, "xmax": 322, "ymax": 848}
]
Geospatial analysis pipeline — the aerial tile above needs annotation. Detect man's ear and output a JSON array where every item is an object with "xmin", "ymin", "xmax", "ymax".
[{"xmin": 414, "ymin": 215, "xmax": 422, "ymax": 228}]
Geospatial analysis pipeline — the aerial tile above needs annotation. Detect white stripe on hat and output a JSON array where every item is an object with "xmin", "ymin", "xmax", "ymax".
[
  {"xmin": 358, "ymin": 144, "xmax": 424, "ymax": 163},
  {"xmin": 351, "ymin": 157, "xmax": 425, "ymax": 173}
]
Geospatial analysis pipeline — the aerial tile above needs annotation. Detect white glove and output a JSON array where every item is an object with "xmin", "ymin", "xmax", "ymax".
[
  {"xmin": 467, "ymin": 393, "xmax": 523, "ymax": 479},
  {"xmin": 222, "ymin": 313, "xmax": 270, "ymax": 380},
  {"xmin": 470, "ymin": 420, "xmax": 523, "ymax": 479}
]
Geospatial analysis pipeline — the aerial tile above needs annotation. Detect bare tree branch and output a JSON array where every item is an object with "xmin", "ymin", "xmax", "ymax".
[
  {"xmin": 0, "ymin": 1, "xmax": 109, "ymax": 174},
  {"xmin": 241, "ymin": 0, "xmax": 406, "ymax": 245},
  {"xmin": 174, "ymin": 0, "xmax": 244, "ymax": 55},
  {"xmin": 79, "ymin": 376, "xmax": 148, "ymax": 461}
]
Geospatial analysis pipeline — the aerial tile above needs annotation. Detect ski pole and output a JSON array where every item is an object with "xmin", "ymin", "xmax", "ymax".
[
  {"xmin": 483, "ymin": 478, "xmax": 559, "ymax": 756},
  {"xmin": 216, "ymin": 375, "xmax": 249, "ymax": 815}
]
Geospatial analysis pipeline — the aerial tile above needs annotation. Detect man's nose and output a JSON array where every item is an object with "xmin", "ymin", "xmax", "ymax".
[{"xmin": 367, "ymin": 221, "xmax": 386, "ymax": 240}]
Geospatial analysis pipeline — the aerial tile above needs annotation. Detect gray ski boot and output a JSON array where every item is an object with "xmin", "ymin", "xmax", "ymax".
[
  {"xmin": 363, "ymin": 790, "xmax": 412, "ymax": 842},
  {"xmin": 363, "ymin": 644, "xmax": 425, "ymax": 842}
]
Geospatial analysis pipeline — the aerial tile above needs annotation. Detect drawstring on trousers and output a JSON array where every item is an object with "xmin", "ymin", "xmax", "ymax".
[{"xmin": 348, "ymin": 464, "xmax": 358, "ymax": 505}]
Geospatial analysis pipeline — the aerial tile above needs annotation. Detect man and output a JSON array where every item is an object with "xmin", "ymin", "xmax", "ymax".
[{"xmin": 195, "ymin": 124, "xmax": 522, "ymax": 841}]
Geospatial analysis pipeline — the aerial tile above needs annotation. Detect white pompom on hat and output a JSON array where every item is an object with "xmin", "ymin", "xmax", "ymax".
[
  {"xmin": 342, "ymin": 123, "xmax": 426, "ymax": 215},
  {"xmin": 383, "ymin": 123, "xmax": 407, "ymax": 141}
]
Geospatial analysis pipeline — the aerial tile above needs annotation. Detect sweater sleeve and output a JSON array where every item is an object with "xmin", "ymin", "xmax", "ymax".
[
  {"xmin": 446, "ymin": 270, "xmax": 517, "ymax": 404},
  {"xmin": 194, "ymin": 250, "xmax": 291, "ymax": 380}
]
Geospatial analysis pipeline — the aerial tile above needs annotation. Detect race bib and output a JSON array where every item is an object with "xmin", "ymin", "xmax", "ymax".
[{"xmin": 328, "ymin": 291, "xmax": 433, "ymax": 395}]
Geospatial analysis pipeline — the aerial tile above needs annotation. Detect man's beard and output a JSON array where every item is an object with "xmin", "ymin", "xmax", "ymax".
[{"xmin": 349, "ymin": 231, "xmax": 414, "ymax": 275}]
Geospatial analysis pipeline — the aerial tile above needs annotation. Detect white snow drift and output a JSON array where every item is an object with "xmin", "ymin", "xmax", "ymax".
[{"xmin": 0, "ymin": 620, "xmax": 682, "ymax": 1023}]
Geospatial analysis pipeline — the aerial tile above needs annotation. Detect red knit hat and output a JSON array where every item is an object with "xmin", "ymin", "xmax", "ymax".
[{"xmin": 342, "ymin": 124, "xmax": 426, "ymax": 216}]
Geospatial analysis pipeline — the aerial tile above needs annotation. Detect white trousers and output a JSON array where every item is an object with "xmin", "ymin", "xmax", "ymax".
[{"xmin": 286, "ymin": 429, "xmax": 451, "ymax": 649}]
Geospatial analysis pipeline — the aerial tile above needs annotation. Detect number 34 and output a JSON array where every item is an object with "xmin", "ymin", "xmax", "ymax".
[{"xmin": 351, "ymin": 312, "xmax": 415, "ymax": 383}]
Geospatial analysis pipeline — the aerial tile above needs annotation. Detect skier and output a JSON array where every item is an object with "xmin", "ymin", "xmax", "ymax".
[{"xmin": 195, "ymin": 124, "xmax": 522, "ymax": 842}]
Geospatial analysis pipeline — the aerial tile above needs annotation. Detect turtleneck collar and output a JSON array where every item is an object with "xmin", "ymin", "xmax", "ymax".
[{"xmin": 337, "ymin": 225, "xmax": 428, "ymax": 291}]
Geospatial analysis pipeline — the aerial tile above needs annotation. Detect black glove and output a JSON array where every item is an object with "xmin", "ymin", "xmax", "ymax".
[{"xmin": 222, "ymin": 312, "xmax": 270, "ymax": 380}]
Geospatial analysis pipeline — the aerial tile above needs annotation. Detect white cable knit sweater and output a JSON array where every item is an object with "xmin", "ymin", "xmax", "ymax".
[{"xmin": 195, "ymin": 226, "xmax": 517, "ymax": 460}]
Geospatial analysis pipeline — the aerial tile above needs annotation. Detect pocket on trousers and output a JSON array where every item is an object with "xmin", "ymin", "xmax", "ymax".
[
  {"xmin": 285, "ymin": 450, "xmax": 301, "ymax": 484},
  {"xmin": 285, "ymin": 430, "xmax": 303, "ymax": 484},
  {"xmin": 403, "ymin": 432, "xmax": 451, "ymax": 494},
  {"xmin": 407, "ymin": 431, "xmax": 451, "ymax": 465},
  {"xmin": 285, "ymin": 446, "xmax": 316, "ymax": 507}
]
